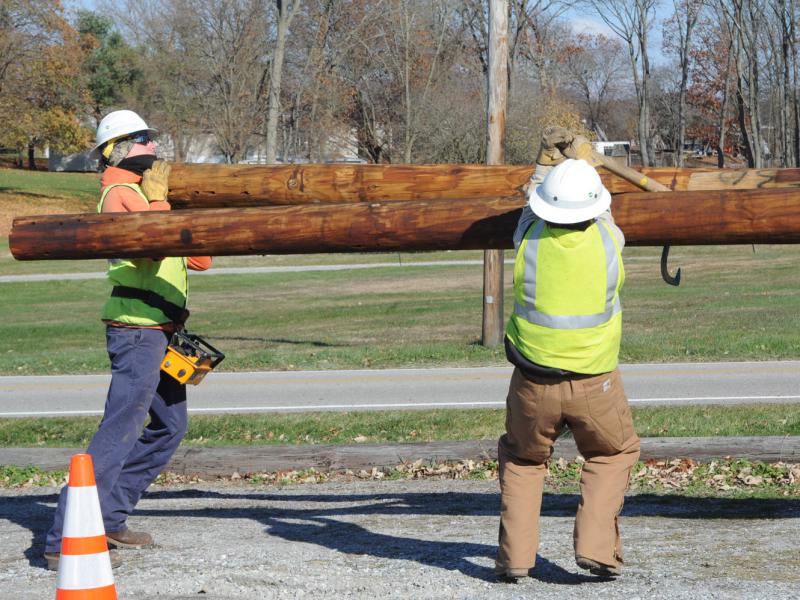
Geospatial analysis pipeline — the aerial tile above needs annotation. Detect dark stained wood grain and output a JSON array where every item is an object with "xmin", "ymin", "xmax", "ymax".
[
  {"xmin": 9, "ymin": 196, "xmax": 525, "ymax": 259},
  {"xmin": 166, "ymin": 163, "xmax": 800, "ymax": 208},
  {"xmin": 167, "ymin": 163, "xmax": 534, "ymax": 207},
  {"xmin": 11, "ymin": 187, "xmax": 800, "ymax": 260},
  {"xmin": 4, "ymin": 436, "xmax": 798, "ymax": 475}
]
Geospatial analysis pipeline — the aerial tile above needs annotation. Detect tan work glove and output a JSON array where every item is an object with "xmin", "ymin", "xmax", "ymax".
[
  {"xmin": 141, "ymin": 160, "xmax": 171, "ymax": 202},
  {"xmin": 555, "ymin": 134, "xmax": 603, "ymax": 167},
  {"xmin": 537, "ymin": 126, "xmax": 570, "ymax": 166},
  {"xmin": 524, "ymin": 126, "xmax": 570, "ymax": 193}
]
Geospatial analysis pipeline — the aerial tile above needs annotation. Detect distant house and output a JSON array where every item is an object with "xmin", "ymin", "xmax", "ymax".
[
  {"xmin": 591, "ymin": 141, "xmax": 630, "ymax": 165},
  {"xmin": 48, "ymin": 150, "xmax": 100, "ymax": 172},
  {"xmin": 47, "ymin": 127, "xmax": 367, "ymax": 171}
]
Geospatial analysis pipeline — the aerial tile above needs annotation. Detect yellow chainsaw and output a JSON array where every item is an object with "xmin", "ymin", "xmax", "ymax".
[{"xmin": 160, "ymin": 331, "xmax": 225, "ymax": 385}]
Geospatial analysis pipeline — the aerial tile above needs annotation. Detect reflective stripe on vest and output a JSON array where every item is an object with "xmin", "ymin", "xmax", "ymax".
[
  {"xmin": 98, "ymin": 183, "xmax": 188, "ymax": 325},
  {"xmin": 514, "ymin": 219, "xmax": 621, "ymax": 330}
]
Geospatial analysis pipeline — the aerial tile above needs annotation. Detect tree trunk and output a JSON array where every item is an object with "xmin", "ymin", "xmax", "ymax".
[
  {"xmin": 716, "ymin": 40, "xmax": 734, "ymax": 168},
  {"xmin": 675, "ymin": 1, "xmax": 699, "ymax": 168},
  {"xmin": 639, "ymin": 3, "xmax": 653, "ymax": 166},
  {"xmin": 265, "ymin": 1, "xmax": 301, "ymax": 164},
  {"xmin": 27, "ymin": 144, "xmax": 36, "ymax": 170},
  {"xmin": 12, "ymin": 188, "xmax": 800, "ymax": 261}
]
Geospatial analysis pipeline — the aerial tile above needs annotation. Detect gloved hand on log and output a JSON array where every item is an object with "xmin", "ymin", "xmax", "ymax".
[
  {"xmin": 525, "ymin": 126, "xmax": 569, "ymax": 193},
  {"xmin": 552, "ymin": 131, "xmax": 602, "ymax": 167},
  {"xmin": 141, "ymin": 160, "xmax": 171, "ymax": 204}
]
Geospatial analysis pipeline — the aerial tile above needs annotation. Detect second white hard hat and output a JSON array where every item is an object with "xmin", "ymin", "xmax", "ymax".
[
  {"xmin": 94, "ymin": 110, "xmax": 156, "ymax": 151},
  {"xmin": 529, "ymin": 158, "xmax": 611, "ymax": 224}
]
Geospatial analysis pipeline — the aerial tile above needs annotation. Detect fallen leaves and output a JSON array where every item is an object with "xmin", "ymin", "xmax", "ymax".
[{"xmin": 2, "ymin": 459, "xmax": 799, "ymax": 496}]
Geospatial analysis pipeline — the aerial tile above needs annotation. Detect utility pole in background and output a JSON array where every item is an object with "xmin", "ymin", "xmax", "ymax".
[{"xmin": 482, "ymin": 0, "xmax": 508, "ymax": 347}]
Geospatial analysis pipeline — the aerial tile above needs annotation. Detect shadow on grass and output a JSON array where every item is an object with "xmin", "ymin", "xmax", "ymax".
[
  {"xmin": 211, "ymin": 336, "xmax": 349, "ymax": 348},
  {"xmin": 0, "ymin": 189, "xmax": 52, "ymax": 199},
  {"xmin": 6, "ymin": 488, "xmax": 799, "ymax": 578}
]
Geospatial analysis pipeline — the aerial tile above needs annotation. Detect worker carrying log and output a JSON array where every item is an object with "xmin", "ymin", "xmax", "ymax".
[
  {"xmin": 43, "ymin": 110, "xmax": 213, "ymax": 571},
  {"xmin": 495, "ymin": 129, "xmax": 641, "ymax": 582}
]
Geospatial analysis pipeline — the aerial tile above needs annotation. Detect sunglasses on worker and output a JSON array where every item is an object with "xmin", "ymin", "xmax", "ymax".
[{"xmin": 129, "ymin": 132, "xmax": 153, "ymax": 144}]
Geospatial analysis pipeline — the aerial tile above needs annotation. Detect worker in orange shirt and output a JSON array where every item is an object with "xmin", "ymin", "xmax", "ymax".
[{"xmin": 43, "ymin": 110, "xmax": 212, "ymax": 570}]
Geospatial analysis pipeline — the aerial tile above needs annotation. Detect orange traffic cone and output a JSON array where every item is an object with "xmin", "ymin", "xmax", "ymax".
[{"xmin": 55, "ymin": 453, "xmax": 117, "ymax": 599}]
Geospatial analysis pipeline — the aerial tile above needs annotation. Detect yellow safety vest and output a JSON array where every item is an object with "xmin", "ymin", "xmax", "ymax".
[
  {"xmin": 98, "ymin": 183, "xmax": 188, "ymax": 326},
  {"xmin": 505, "ymin": 218, "xmax": 624, "ymax": 374}
]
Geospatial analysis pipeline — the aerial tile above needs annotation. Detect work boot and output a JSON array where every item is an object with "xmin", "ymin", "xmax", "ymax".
[
  {"xmin": 494, "ymin": 562, "xmax": 530, "ymax": 583},
  {"xmin": 106, "ymin": 527, "xmax": 154, "ymax": 549},
  {"xmin": 44, "ymin": 550, "xmax": 121, "ymax": 571},
  {"xmin": 576, "ymin": 556, "xmax": 621, "ymax": 577}
]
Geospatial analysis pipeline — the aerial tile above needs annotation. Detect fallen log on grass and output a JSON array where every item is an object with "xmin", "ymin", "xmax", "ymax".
[
  {"xmin": 166, "ymin": 163, "xmax": 800, "ymax": 208},
  {"xmin": 10, "ymin": 187, "xmax": 800, "ymax": 260},
  {"xmin": 3, "ymin": 436, "xmax": 798, "ymax": 474}
]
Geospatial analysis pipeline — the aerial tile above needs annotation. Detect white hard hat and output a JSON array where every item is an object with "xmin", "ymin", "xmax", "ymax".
[
  {"xmin": 93, "ymin": 110, "xmax": 156, "ymax": 151},
  {"xmin": 529, "ymin": 158, "xmax": 611, "ymax": 224}
]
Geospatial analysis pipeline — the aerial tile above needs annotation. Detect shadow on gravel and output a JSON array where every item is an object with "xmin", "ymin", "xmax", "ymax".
[
  {"xmin": 260, "ymin": 516, "xmax": 598, "ymax": 584},
  {"xmin": 6, "ymin": 489, "xmax": 800, "ymax": 575}
]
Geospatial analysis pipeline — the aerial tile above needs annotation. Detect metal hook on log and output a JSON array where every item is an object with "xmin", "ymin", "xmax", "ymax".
[{"xmin": 660, "ymin": 245, "xmax": 681, "ymax": 286}]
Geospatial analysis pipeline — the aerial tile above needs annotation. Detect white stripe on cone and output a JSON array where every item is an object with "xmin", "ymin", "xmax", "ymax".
[
  {"xmin": 57, "ymin": 462, "xmax": 116, "ymax": 596},
  {"xmin": 62, "ymin": 486, "xmax": 105, "ymax": 538},
  {"xmin": 57, "ymin": 552, "xmax": 116, "ymax": 590}
]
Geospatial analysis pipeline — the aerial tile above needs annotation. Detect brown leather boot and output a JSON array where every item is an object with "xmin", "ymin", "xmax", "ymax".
[
  {"xmin": 494, "ymin": 561, "xmax": 530, "ymax": 583},
  {"xmin": 576, "ymin": 556, "xmax": 621, "ymax": 577},
  {"xmin": 106, "ymin": 527, "xmax": 154, "ymax": 549},
  {"xmin": 44, "ymin": 550, "xmax": 121, "ymax": 571}
]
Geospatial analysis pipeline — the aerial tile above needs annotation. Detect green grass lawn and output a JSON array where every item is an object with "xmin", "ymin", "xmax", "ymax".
[
  {"xmin": 1, "ymin": 244, "xmax": 799, "ymax": 374},
  {"xmin": 0, "ymin": 169, "xmax": 98, "ymax": 201},
  {"xmin": 0, "ymin": 238, "xmax": 492, "ymax": 275},
  {"xmin": 1, "ymin": 403, "xmax": 798, "ymax": 447}
]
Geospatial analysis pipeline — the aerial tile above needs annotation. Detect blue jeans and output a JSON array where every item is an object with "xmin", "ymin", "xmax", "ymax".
[{"xmin": 45, "ymin": 327, "xmax": 188, "ymax": 553}]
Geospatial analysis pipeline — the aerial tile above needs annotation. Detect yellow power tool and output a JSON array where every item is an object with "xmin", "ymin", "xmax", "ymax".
[{"xmin": 160, "ymin": 331, "xmax": 225, "ymax": 385}]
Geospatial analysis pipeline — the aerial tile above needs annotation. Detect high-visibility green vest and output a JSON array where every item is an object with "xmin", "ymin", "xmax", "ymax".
[
  {"xmin": 98, "ymin": 183, "xmax": 188, "ymax": 326},
  {"xmin": 506, "ymin": 218, "xmax": 624, "ymax": 374}
]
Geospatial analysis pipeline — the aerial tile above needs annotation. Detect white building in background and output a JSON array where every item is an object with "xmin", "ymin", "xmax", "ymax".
[
  {"xmin": 48, "ymin": 150, "xmax": 100, "ymax": 172},
  {"xmin": 49, "ymin": 128, "xmax": 365, "ymax": 171},
  {"xmin": 591, "ymin": 141, "xmax": 631, "ymax": 165}
]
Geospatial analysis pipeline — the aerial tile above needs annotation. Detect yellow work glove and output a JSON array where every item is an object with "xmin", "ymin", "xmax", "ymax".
[{"xmin": 141, "ymin": 160, "xmax": 171, "ymax": 202}]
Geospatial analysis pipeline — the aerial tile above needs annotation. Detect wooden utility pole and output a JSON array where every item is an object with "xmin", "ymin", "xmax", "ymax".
[{"xmin": 483, "ymin": 0, "xmax": 508, "ymax": 347}]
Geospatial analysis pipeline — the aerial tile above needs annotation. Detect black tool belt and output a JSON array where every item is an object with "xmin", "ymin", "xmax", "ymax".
[{"xmin": 111, "ymin": 285, "xmax": 190, "ymax": 324}]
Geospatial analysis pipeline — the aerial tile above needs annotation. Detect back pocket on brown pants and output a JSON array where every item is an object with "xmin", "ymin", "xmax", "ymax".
[{"xmin": 578, "ymin": 372, "xmax": 632, "ymax": 455}]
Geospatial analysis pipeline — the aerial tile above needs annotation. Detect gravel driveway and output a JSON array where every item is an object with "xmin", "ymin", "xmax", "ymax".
[{"xmin": 2, "ymin": 479, "xmax": 799, "ymax": 599}]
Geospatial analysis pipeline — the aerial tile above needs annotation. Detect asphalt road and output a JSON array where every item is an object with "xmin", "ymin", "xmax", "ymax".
[{"xmin": 1, "ymin": 361, "xmax": 799, "ymax": 417}]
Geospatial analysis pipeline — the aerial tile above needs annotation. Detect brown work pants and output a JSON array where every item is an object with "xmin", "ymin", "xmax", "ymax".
[{"xmin": 496, "ymin": 367, "xmax": 640, "ymax": 572}]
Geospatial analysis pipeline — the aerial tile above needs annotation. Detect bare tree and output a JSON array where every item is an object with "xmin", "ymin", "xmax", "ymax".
[
  {"xmin": 561, "ymin": 33, "xmax": 627, "ymax": 133},
  {"xmin": 766, "ymin": 0, "xmax": 798, "ymax": 166},
  {"xmin": 265, "ymin": 0, "xmax": 302, "ymax": 163},
  {"xmin": 584, "ymin": 0, "xmax": 659, "ymax": 166},
  {"xmin": 663, "ymin": 0, "xmax": 702, "ymax": 166},
  {"xmin": 459, "ymin": 0, "xmax": 565, "ymax": 90},
  {"xmin": 718, "ymin": 0, "xmax": 768, "ymax": 168},
  {"xmin": 115, "ymin": 0, "xmax": 272, "ymax": 164},
  {"xmin": 379, "ymin": 0, "xmax": 458, "ymax": 162}
]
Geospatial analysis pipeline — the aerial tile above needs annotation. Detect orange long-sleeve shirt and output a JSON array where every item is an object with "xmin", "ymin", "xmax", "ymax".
[{"xmin": 100, "ymin": 167, "xmax": 212, "ymax": 271}]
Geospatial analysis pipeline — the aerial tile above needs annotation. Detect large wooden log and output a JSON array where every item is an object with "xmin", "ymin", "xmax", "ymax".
[
  {"xmin": 4, "ymin": 436, "xmax": 799, "ymax": 473},
  {"xmin": 167, "ymin": 163, "xmax": 800, "ymax": 208},
  {"xmin": 10, "ymin": 187, "xmax": 800, "ymax": 260},
  {"xmin": 166, "ymin": 163, "xmax": 534, "ymax": 207}
]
